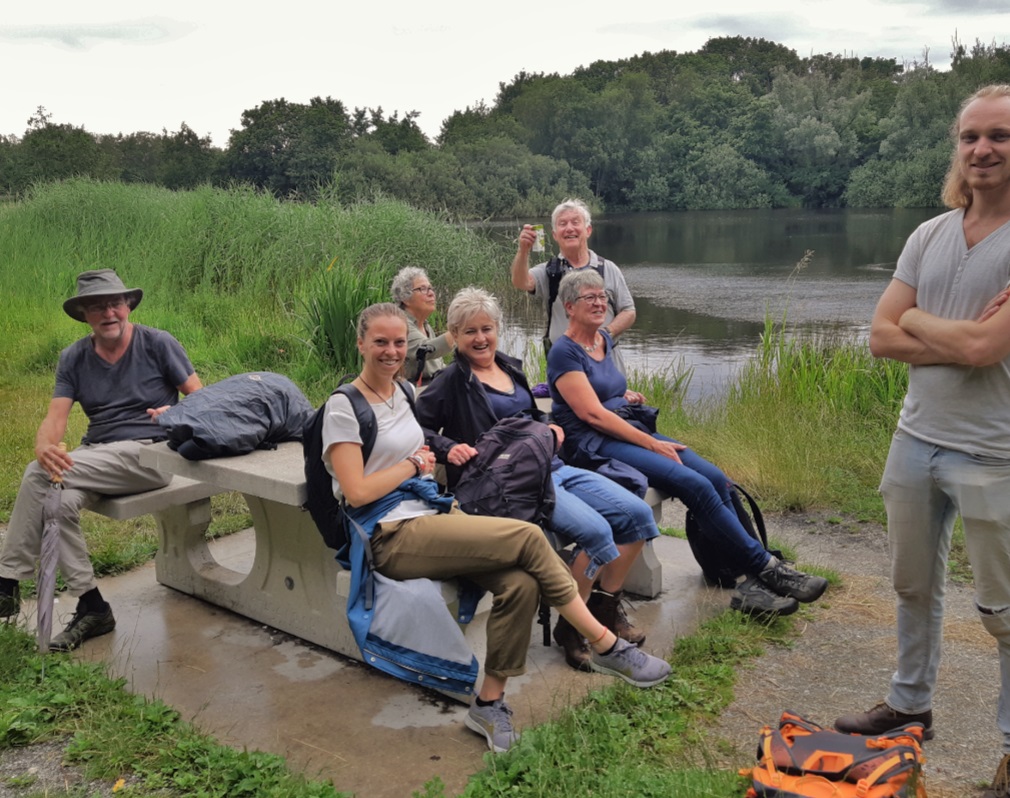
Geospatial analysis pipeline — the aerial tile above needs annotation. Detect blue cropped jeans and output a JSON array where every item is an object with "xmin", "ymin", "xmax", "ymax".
[
  {"xmin": 595, "ymin": 433, "xmax": 770, "ymax": 577},
  {"xmin": 881, "ymin": 429, "xmax": 1010, "ymax": 752},
  {"xmin": 549, "ymin": 465, "xmax": 660, "ymax": 580}
]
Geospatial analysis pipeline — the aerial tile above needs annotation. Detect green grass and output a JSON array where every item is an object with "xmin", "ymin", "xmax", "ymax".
[{"xmin": 0, "ymin": 623, "xmax": 346, "ymax": 797}]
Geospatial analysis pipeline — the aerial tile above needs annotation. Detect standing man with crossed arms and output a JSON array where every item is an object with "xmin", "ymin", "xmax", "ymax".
[{"xmin": 835, "ymin": 84, "xmax": 1010, "ymax": 798}]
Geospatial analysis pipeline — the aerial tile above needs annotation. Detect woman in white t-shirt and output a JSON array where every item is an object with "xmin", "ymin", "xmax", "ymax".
[{"xmin": 322, "ymin": 303, "xmax": 670, "ymax": 753}]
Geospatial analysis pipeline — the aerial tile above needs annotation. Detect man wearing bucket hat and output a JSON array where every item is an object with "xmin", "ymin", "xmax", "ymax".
[{"xmin": 0, "ymin": 269, "xmax": 201, "ymax": 650}]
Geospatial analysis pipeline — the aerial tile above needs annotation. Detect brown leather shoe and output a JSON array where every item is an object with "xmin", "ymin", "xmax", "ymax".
[
  {"xmin": 587, "ymin": 588, "xmax": 646, "ymax": 646},
  {"xmin": 983, "ymin": 753, "xmax": 1010, "ymax": 797},
  {"xmin": 834, "ymin": 701, "xmax": 934, "ymax": 740},
  {"xmin": 552, "ymin": 616, "xmax": 592, "ymax": 671}
]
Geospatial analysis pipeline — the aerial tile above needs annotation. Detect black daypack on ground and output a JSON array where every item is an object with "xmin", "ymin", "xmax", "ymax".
[
  {"xmin": 302, "ymin": 380, "xmax": 415, "ymax": 554},
  {"xmin": 452, "ymin": 417, "xmax": 557, "ymax": 528},
  {"xmin": 685, "ymin": 483, "xmax": 783, "ymax": 588}
]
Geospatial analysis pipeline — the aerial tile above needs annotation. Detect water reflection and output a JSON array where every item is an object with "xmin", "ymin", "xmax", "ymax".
[{"xmin": 483, "ymin": 208, "xmax": 945, "ymax": 402}]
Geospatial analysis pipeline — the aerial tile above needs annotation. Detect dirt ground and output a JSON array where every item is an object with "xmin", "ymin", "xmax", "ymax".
[{"xmin": 708, "ymin": 510, "xmax": 1002, "ymax": 798}]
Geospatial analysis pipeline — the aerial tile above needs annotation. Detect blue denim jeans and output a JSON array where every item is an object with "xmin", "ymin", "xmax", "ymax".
[
  {"xmin": 882, "ymin": 429, "xmax": 1010, "ymax": 751},
  {"xmin": 595, "ymin": 433, "xmax": 770, "ymax": 576},
  {"xmin": 549, "ymin": 465, "xmax": 660, "ymax": 580}
]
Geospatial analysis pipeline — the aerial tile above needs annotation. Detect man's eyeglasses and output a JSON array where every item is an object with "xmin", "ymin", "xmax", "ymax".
[
  {"xmin": 575, "ymin": 293, "xmax": 608, "ymax": 305},
  {"xmin": 412, "ymin": 286, "xmax": 436, "ymax": 295},
  {"xmin": 84, "ymin": 298, "xmax": 127, "ymax": 314}
]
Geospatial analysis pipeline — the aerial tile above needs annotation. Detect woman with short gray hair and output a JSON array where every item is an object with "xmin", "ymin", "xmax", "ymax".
[
  {"xmin": 390, "ymin": 267, "xmax": 453, "ymax": 384},
  {"xmin": 549, "ymin": 270, "xmax": 828, "ymax": 619}
]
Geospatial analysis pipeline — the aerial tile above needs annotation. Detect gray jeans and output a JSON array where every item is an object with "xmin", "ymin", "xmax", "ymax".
[
  {"xmin": 0, "ymin": 440, "xmax": 169, "ymax": 595},
  {"xmin": 882, "ymin": 429, "xmax": 1010, "ymax": 751}
]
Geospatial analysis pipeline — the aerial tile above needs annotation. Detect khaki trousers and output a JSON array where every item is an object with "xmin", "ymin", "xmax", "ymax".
[
  {"xmin": 371, "ymin": 508, "xmax": 578, "ymax": 678},
  {"xmin": 0, "ymin": 440, "xmax": 169, "ymax": 595}
]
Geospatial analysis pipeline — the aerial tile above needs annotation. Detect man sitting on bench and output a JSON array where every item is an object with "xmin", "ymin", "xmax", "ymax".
[{"xmin": 0, "ymin": 269, "xmax": 201, "ymax": 650}]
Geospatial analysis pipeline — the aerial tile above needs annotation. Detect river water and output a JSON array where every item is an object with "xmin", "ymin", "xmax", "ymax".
[{"xmin": 487, "ymin": 207, "xmax": 944, "ymax": 403}]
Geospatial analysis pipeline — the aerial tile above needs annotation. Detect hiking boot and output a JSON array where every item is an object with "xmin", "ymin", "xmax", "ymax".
[
  {"xmin": 0, "ymin": 584, "xmax": 20, "ymax": 619},
  {"xmin": 833, "ymin": 701, "xmax": 935, "ymax": 741},
  {"xmin": 589, "ymin": 638, "xmax": 671, "ymax": 688},
  {"xmin": 49, "ymin": 605, "xmax": 116, "ymax": 652},
  {"xmin": 587, "ymin": 588, "xmax": 646, "ymax": 646},
  {"xmin": 553, "ymin": 616, "xmax": 592, "ymax": 671},
  {"xmin": 464, "ymin": 697, "xmax": 519, "ymax": 753},
  {"xmin": 730, "ymin": 576, "xmax": 799, "ymax": 618},
  {"xmin": 758, "ymin": 558, "xmax": 828, "ymax": 603},
  {"xmin": 983, "ymin": 753, "xmax": 1010, "ymax": 797}
]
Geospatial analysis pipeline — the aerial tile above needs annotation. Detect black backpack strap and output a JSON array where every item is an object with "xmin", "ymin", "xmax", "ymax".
[
  {"xmin": 335, "ymin": 383, "xmax": 378, "ymax": 463},
  {"xmin": 731, "ymin": 483, "xmax": 783, "ymax": 560},
  {"xmin": 544, "ymin": 256, "xmax": 566, "ymax": 344}
]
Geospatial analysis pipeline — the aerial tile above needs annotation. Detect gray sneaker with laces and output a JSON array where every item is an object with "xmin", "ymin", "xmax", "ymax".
[
  {"xmin": 589, "ymin": 638, "xmax": 671, "ymax": 687},
  {"xmin": 465, "ymin": 697, "xmax": 519, "ymax": 753}
]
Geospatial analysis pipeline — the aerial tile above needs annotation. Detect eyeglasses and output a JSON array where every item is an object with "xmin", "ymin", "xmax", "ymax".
[
  {"xmin": 411, "ymin": 286, "xmax": 436, "ymax": 295},
  {"xmin": 575, "ymin": 293, "xmax": 608, "ymax": 305},
  {"xmin": 84, "ymin": 298, "xmax": 127, "ymax": 314}
]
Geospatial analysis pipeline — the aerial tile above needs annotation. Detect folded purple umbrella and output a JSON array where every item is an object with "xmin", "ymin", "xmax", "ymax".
[{"xmin": 37, "ymin": 444, "xmax": 65, "ymax": 653}]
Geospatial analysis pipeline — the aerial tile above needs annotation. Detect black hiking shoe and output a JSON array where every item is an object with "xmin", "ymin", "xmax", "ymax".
[
  {"xmin": 758, "ymin": 558, "xmax": 828, "ymax": 603},
  {"xmin": 49, "ymin": 605, "xmax": 116, "ymax": 652},
  {"xmin": 834, "ymin": 701, "xmax": 934, "ymax": 740},
  {"xmin": 730, "ymin": 576, "xmax": 799, "ymax": 618}
]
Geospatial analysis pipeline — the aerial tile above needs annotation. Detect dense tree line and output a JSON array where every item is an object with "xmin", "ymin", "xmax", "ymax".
[{"xmin": 3, "ymin": 35, "xmax": 1010, "ymax": 215}]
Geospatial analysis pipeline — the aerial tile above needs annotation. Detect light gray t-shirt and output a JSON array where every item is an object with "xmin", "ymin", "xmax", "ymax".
[
  {"xmin": 54, "ymin": 324, "xmax": 194, "ymax": 445},
  {"xmin": 529, "ymin": 250, "xmax": 635, "ymax": 373},
  {"xmin": 321, "ymin": 387, "xmax": 437, "ymax": 523},
  {"xmin": 894, "ymin": 208, "xmax": 1010, "ymax": 458}
]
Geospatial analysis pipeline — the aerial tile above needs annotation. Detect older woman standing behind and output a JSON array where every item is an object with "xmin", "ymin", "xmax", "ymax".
[
  {"xmin": 547, "ymin": 270, "xmax": 828, "ymax": 618},
  {"xmin": 416, "ymin": 288, "xmax": 662, "ymax": 671},
  {"xmin": 391, "ymin": 267, "xmax": 453, "ymax": 385}
]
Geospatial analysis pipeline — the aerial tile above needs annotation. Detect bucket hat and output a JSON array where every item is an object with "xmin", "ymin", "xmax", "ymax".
[{"xmin": 63, "ymin": 269, "xmax": 143, "ymax": 322}]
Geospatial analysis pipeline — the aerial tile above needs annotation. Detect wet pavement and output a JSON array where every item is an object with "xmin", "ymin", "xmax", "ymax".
[{"xmin": 35, "ymin": 530, "xmax": 726, "ymax": 798}]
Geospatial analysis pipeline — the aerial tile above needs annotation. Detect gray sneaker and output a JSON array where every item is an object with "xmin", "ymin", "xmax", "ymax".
[
  {"xmin": 49, "ymin": 605, "xmax": 116, "ymax": 652},
  {"xmin": 0, "ymin": 586, "xmax": 20, "ymax": 619},
  {"xmin": 589, "ymin": 638, "xmax": 671, "ymax": 687},
  {"xmin": 464, "ymin": 697, "xmax": 519, "ymax": 753}
]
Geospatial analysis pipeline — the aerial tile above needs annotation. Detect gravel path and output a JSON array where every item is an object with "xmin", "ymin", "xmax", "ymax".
[{"xmin": 708, "ymin": 510, "xmax": 1002, "ymax": 798}]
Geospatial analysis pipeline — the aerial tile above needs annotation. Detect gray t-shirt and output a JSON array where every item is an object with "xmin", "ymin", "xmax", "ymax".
[
  {"xmin": 54, "ymin": 324, "xmax": 194, "ymax": 445},
  {"xmin": 894, "ymin": 209, "xmax": 1010, "ymax": 458},
  {"xmin": 529, "ymin": 250, "xmax": 635, "ymax": 344}
]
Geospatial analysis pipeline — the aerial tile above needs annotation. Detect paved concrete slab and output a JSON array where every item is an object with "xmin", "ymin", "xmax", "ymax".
[{"xmin": 29, "ymin": 530, "xmax": 726, "ymax": 798}]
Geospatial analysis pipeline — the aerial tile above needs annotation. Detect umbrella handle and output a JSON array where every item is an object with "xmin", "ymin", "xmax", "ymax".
[{"xmin": 51, "ymin": 442, "xmax": 66, "ymax": 485}]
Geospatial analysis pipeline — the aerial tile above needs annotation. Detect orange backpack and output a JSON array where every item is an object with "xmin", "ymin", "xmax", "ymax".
[{"xmin": 743, "ymin": 710, "xmax": 927, "ymax": 798}]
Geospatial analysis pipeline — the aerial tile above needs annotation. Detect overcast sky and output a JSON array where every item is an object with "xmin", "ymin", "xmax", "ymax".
[{"xmin": 2, "ymin": 0, "xmax": 1008, "ymax": 146}]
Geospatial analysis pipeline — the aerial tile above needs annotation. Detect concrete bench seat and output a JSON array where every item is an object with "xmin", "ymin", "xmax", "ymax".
[
  {"xmin": 90, "ymin": 476, "xmax": 221, "ymax": 520},
  {"xmin": 128, "ymin": 440, "xmax": 669, "ymax": 697}
]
